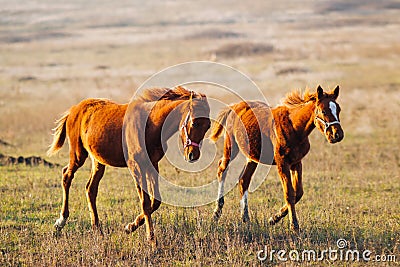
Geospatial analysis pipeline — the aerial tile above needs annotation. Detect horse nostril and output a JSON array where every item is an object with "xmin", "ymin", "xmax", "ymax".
[
  {"xmin": 334, "ymin": 132, "xmax": 340, "ymax": 140},
  {"xmin": 188, "ymin": 152, "xmax": 194, "ymax": 161}
]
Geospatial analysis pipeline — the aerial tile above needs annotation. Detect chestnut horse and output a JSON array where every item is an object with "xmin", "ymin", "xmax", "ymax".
[
  {"xmin": 48, "ymin": 86, "xmax": 210, "ymax": 246},
  {"xmin": 210, "ymin": 85, "xmax": 344, "ymax": 231}
]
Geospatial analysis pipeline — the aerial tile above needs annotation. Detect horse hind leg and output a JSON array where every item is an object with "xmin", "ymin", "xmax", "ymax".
[
  {"xmin": 85, "ymin": 157, "xmax": 105, "ymax": 233},
  {"xmin": 54, "ymin": 146, "xmax": 88, "ymax": 231},
  {"xmin": 238, "ymin": 160, "xmax": 258, "ymax": 222},
  {"xmin": 54, "ymin": 166, "xmax": 70, "ymax": 231},
  {"xmin": 212, "ymin": 158, "xmax": 229, "ymax": 221},
  {"xmin": 213, "ymin": 133, "xmax": 238, "ymax": 221}
]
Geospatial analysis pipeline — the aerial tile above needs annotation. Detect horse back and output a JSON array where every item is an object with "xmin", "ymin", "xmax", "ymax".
[
  {"xmin": 67, "ymin": 99, "xmax": 128, "ymax": 167},
  {"xmin": 228, "ymin": 101, "xmax": 275, "ymax": 164}
]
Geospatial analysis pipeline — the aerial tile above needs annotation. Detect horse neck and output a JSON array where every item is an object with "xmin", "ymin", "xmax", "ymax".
[
  {"xmin": 289, "ymin": 101, "xmax": 316, "ymax": 139},
  {"xmin": 149, "ymin": 99, "xmax": 188, "ymax": 140}
]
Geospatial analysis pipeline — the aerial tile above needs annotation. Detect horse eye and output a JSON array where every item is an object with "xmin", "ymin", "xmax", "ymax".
[
  {"xmin": 321, "ymin": 110, "xmax": 326, "ymax": 115},
  {"xmin": 192, "ymin": 121, "xmax": 199, "ymax": 128}
]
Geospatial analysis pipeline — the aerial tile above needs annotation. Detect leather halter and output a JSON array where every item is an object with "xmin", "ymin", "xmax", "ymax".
[
  {"xmin": 180, "ymin": 111, "xmax": 201, "ymax": 149},
  {"xmin": 314, "ymin": 115, "xmax": 340, "ymax": 135}
]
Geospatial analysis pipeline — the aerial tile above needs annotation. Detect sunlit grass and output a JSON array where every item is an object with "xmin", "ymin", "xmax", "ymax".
[{"xmin": 1, "ymin": 129, "xmax": 398, "ymax": 265}]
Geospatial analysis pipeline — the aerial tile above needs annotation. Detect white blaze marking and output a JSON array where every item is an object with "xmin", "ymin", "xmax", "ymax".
[
  {"xmin": 240, "ymin": 190, "xmax": 248, "ymax": 212},
  {"xmin": 217, "ymin": 181, "xmax": 224, "ymax": 199},
  {"xmin": 329, "ymin": 101, "xmax": 339, "ymax": 121}
]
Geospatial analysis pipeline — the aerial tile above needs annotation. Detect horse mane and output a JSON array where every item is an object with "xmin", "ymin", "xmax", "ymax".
[
  {"xmin": 282, "ymin": 89, "xmax": 316, "ymax": 108},
  {"xmin": 137, "ymin": 86, "xmax": 204, "ymax": 102}
]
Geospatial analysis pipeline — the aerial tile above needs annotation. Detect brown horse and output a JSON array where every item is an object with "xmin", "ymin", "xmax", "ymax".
[
  {"xmin": 48, "ymin": 86, "xmax": 211, "ymax": 246},
  {"xmin": 210, "ymin": 85, "xmax": 344, "ymax": 231}
]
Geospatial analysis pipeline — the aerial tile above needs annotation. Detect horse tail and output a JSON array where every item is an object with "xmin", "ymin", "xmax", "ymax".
[
  {"xmin": 210, "ymin": 106, "xmax": 232, "ymax": 142},
  {"xmin": 47, "ymin": 111, "xmax": 69, "ymax": 156}
]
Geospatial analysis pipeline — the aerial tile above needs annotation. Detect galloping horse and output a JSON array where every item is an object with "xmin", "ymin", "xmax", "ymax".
[
  {"xmin": 48, "ymin": 86, "xmax": 211, "ymax": 246},
  {"xmin": 210, "ymin": 85, "xmax": 344, "ymax": 231}
]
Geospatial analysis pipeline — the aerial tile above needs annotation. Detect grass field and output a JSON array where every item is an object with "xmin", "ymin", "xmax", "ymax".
[{"xmin": 1, "ymin": 0, "xmax": 399, "ymax": 266}]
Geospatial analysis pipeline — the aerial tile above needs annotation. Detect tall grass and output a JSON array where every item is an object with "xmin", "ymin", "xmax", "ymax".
[{"xmin": 0, "ymin": 123, "xmax": 398, "ymax": 266}]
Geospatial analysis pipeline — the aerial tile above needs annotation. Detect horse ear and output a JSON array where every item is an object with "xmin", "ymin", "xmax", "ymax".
[
  {"xmin": 332, "ymin": 85, "xmax": 339, "ymax": 99},
  {"xmin": 316, "ymin": 85, "xmax": 324, "ymax": 100},
  {"xmin": 189, "ymin": 91, "xmax": 194, "ymax": 111}
]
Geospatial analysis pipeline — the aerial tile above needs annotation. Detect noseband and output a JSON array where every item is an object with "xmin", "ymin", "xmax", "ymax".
[
  {"xmin": 314, "ymin": 115, "xmax": 340, "ymax": 135},
  {"xmin": 180, "ymin": 111, "xmax": 201, "ymax": 149}
]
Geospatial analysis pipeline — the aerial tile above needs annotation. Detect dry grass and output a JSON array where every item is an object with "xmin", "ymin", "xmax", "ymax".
[{"xmin": 0, "ymin": 0, "xmax": 399, "ymax": 266}]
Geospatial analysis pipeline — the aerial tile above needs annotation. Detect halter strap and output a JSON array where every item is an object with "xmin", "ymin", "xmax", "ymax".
[
  {"xmin": 315, "ymin": 116, "xmax": 341, "ymax": 135},
  {"xmin": 180, "ymin": 111, "xmax": 201, "ymax": 149}
]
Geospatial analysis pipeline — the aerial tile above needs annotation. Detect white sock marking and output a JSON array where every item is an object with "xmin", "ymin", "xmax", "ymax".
[
  {"xmin": 240, "ymin": 190, "xmax": 248, "ymax": 213},
  {"xmin": 55, "ymin": 215, "xmax": 67, "ymax": 229},
  {"xmin": 217, "ymin": 181, "xmax": 225, "ymax": 199},
  {"xmin": 329, "ymin": 101, "xmax": 339, "ymax": 121}
]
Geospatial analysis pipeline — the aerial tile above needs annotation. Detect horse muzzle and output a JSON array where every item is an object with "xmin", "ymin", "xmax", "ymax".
[
  {"xmin": 184, "ymin": 146, "xmax": 200, "ymax": 162},
  {"xmin": 326, "ymin": 126, "xmax": 344, "ymax": 144}
]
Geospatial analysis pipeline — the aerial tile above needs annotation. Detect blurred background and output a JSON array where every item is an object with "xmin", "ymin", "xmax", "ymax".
[{"xmin": 1, "ymin": 0, "xmax": 398, "ymax": 158}]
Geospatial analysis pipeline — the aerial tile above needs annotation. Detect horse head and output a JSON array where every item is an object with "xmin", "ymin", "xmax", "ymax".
[
  {"xmin": 180, "ymin": 92, "xmax": 211, "ymax": 162},
  {"xmin": 314, "ymin": 85, "xmax": 344, "ymax": 143}
]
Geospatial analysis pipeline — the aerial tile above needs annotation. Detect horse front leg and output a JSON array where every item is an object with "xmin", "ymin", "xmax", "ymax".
[
  {"xmin": 142, "ymin": 192, "xmax": 157, "ymax": 249},
  {"xmin": 125, "ymin": 160, "xmax": 160, "ymax": 249},
  {"xmin": 125, "ymin": 160, "xmax": 145, "ymax": 233},
  {"xmin": 269, "ymin": 162, "xmax": 303, "ymax": 227},
  {"xmin": 124, "ymin": 188, "xmax": 161, "ymax": 235},
  {"xmin": 125, "ymin": 184, "xmax": 157, "ymax": 247},
  {"xmin": 269, "ymin": 161, "xmax": 300, "ymax": 232},
  {"xmin": 142, "ymin": 163, "xmax": 161, "ymax": 248}
]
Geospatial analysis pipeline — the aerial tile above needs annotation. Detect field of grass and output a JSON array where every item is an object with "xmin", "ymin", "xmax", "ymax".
[{"xmin": 1, "ymin": 0, "xmax": 399, "ymax": 266}]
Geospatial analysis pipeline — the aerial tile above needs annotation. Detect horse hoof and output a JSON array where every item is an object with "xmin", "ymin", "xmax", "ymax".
[
  {"xmin": 54, "ymin": 217, "xmax": 67, "ymax": 231},
  {"xmin": 212, "ymin": 210, "xmax": 221, "ymax": 221},
  {"xmin": 92, "ymin": 225, "xmax": 104, "ymax": 236},
  {"xmin": 52, "ymin": 230, "xmax": 62, "ymax": 238},
  {"xmin": 291, "ymin": 228, "xmax": 300, "ymax": 235},
  {"xmin": 54, "ymin": 224, "xmax": 63, "ymax": 232},
  {"xmin": 242, "ymin": 214, "xmax": 250, "ymax": 223},
  {"xmin": 124, "ymin": 223, "xmax": 138, "ymax": 234},
  {"xmin": 146, "ymin": 233, "xmax": 158, "ymax": 250},
  {"xmin": 290, "ymin": 222, "xmax": 300, "ymax": 233},
  {"xmin": 53, "ymin": 220, "xmax": 65, "ymax": 232},
  {"xmin": 268, "ymin": 217, "xmax": 276, "ymax": 225},
  {"xmin": 124, "ymin": 224, "xmax": 132, "ymax": 234},
  {"xmin": 150, "ymin": 239, "xmax": 158, "ymax": 251}
]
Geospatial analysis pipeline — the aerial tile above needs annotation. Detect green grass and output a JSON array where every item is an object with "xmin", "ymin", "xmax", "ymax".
[{"xmin": 1, "ymin": 135, "xmax": 398, "ymax": 266}]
